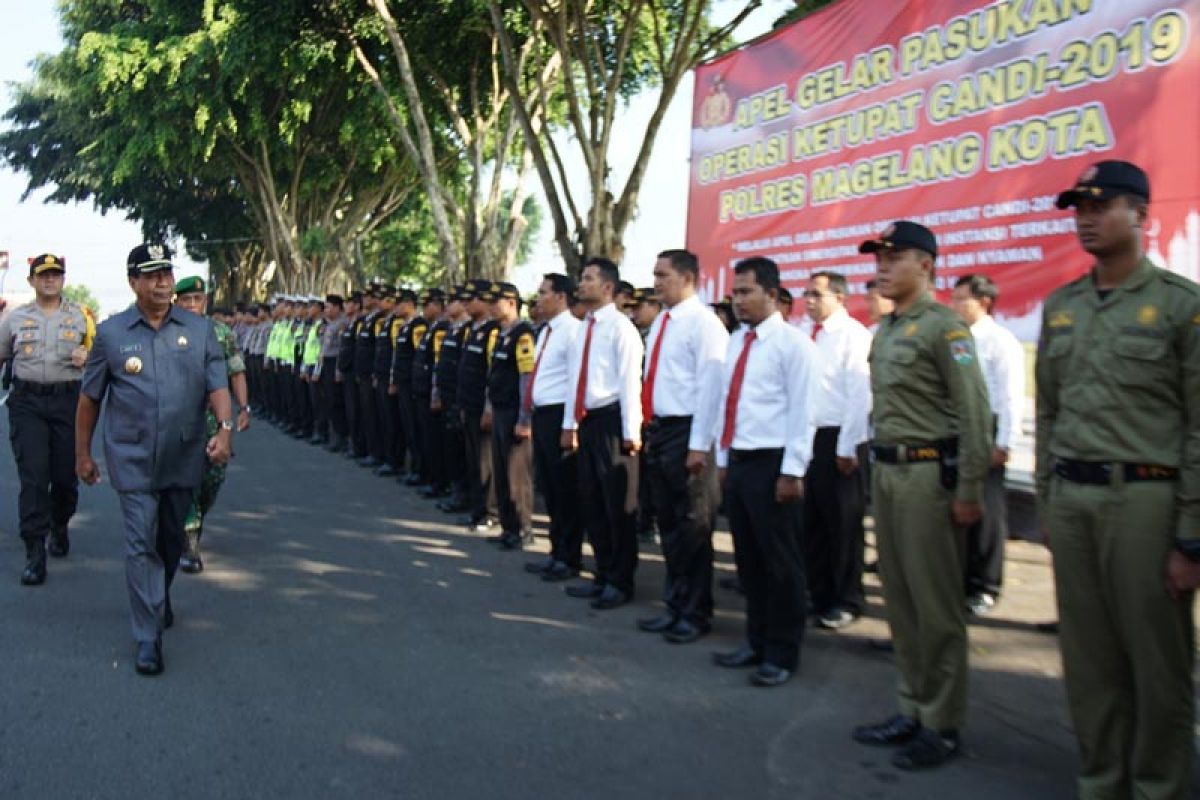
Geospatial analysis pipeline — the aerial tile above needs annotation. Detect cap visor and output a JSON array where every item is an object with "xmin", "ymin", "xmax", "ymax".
[
  {"xmin": 134, "ymin": 260, "xmax": 174, "ymax": 273},
  {"xmin": 32, "ymin": 266, "xmax": 65, "ymax": 275},
  {"xmin": 858, "ymin": 240, "xmax": 885, "ymax": 254},
  {"xmin": 1055, "ymin": 190, "xmax": 1081, "ymax": 209}
]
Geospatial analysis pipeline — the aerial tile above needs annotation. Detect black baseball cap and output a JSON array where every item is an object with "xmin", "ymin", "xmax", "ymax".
[
  {"xmin": 859, "ymin": 221, "xmax": 938, "ymax": 259},
  {"xmin": 1056, "ymin": 160, "xmax": 1151, "ymax": 209},
  {"xmin": 396, "ymin": 288, "xmax": 418, "ymax": 304},
  {"xmin": 127, "ymin": 242, "xmax": 175, "ymax": 274},
  {"xmin": 29, "ymin": 253, "xmax": 65, "ymax": 276},
  {"xmin": 419, "ymin": 288, "xmax": 446, "ymax": 305},
  {"xmin": 494, "ymin": 282, "xmax": 520, "ymax": 301}
]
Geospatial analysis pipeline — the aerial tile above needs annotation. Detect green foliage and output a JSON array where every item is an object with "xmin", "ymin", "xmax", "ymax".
[
  {"xmin": 62, "ymin": 283, "xmax": 101, "ymax": 316},
  {"xmin": 773, "ymin": 0, "xmax": 838, "ymax": 29}
]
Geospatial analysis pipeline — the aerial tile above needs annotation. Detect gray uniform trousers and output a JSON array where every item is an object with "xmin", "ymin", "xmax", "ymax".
[{"xmin": 119, "ymin": 488, "xmax": 193, "ymax": 643}]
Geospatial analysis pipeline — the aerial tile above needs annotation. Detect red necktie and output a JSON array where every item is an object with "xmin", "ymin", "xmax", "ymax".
[
  {"xmin": 640, "ymin": 311, "xmax": 670, "ymax": 422},
  {"xmin": 720, "ymin": 330, "xmax": 757, "ymax": 450},
  {"xmin": 574, "ymin": 316, "xmax": 596, "ymax": 423},
  {"xmin": 523, "ymin": 326, "xmax": 551, "ymax": 413},
  {"xmin": 811, "ymin": 322, "xmax": 822, "ymax": 342}
]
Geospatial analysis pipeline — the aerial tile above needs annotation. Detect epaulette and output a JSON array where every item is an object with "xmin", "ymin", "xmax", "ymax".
[{"xmin": 1158, "ymin": 269, "xmax": 1200, "ymax": 296}]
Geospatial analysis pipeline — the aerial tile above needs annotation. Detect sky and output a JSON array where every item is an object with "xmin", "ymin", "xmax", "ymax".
[{"xmin": 0, "ymin": 0, "xmax": 793, "ymax": 312}]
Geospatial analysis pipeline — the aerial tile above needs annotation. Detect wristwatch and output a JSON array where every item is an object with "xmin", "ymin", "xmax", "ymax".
[{"xmin": 218, "ymin": 419, "xmax": 235, "ymax": 431}]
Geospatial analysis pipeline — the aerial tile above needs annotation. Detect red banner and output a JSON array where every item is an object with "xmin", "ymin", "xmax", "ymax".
[{"xmin": 688, "ymin": 0, "xmax": 1200, "ymax": 339}]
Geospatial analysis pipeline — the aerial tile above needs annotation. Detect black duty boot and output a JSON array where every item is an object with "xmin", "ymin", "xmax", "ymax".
[
  {"xmin": 21, "ymin": 537, "xmax": 47, "ymax": 586},
  {"xmin": 48, "ymin": 523, "xmax": 70, "ymax": 558}
]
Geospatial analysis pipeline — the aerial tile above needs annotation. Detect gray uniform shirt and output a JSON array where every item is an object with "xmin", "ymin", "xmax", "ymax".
[
  {"xmin": 0, "ymin": 300, "xmax": 90, "ymax": 383},
  {"xmin": 81, "ymin": 303, "xmax": 228, "ymax": 492}
]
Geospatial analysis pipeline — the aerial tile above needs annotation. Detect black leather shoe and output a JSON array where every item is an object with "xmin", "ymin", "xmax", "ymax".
[
  {"xmin": 749, "ymin": 663, "xmax": 792, "ymax": 687},
  {"xmin": 20, "ymin": 539, "xmax": 47, "ymax": 586},
  {"xmin": 135, "ymin": 639, "xmax": 164, "ymax": 676},
  {"xmin": 525, "ymin": 557, "xmax": 555, "ymax": 575},
  {"xmin": 48, "ymin": 524, "xmax": 70, "ymax": 558},
  {"xmin": 718, "ymin": 574, "xmax": 744, "ymax": 594},
  {"xmin": 486, "ymin": 531, "xmax": 507, "ymax": 544},
  {"xmin": 892, "ymin": 728, "xmax": 959, "ymax": 770},
  {"xmin": 359, "ymin": 456, "xmax": 380, "ymax": 469},
  {"xmin": 404, "ymin": 474, "xmax": 425, "ymax": 487},
  {"xmin": 637, "ymin": 613, "xmax": 679, "ymax": 633},
  {"xmin": 851, "ymin": 714, "xmax": 920, "ymax": 746},
  {"xmin": 565, "ymin": 582, "xmax": 604, "ymax": 599},
  {"xmin": 421, "ymin": 485, "xmax": 450, "ymax": 499},
  {"xmin": 712, "ymin": 646, "xmax": 762, "ymax": 668},
  {"xmin": 375, "ymin": 464, "xmax": 398, "ymax": 478},
  {"xmin": 590, "ymin": 585, "xmax": 631, "ymax": 610},
  {"xmin": 179, "ymin": 551, "xmax": 203, "ymax": 574},
  {"xmin": 497, "ymin": 532, "xmax": 524, "ymax": 551},
  {"xmin": 663, "ymin": 618, "xmax": 710, "ymax": 644},
  {"xmin": 541, "ymin": 562, "xmax": 579, "ymax": 582}
]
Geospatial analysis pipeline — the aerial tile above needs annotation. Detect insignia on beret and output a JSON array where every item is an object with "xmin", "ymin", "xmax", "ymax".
[
  {"xmin": 45, "ymin": 255, "xmax": 57, "ymax": 265},
  {"xmin": 125, "ymin": 356, "xmax": 143, "ymax": 375}
]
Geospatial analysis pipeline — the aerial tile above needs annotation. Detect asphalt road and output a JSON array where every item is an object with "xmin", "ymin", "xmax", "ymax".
[{"xmin": 0, "ymin": 413, "xmax": 1128, "ymax": 798}]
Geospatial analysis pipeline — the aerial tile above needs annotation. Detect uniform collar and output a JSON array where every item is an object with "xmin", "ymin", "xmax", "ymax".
[
  {"xmin": 810, "ymin": 305, "xmax": 850, "ymax": 331},
  {"xmin": 749, "ymin": 311, "xmax": 784, "ymax": 341},
  {"xmin": 547, "ymin": 309, "xmax": 575, "ymax": 331},
  {"xmin": 888, "ymin": 292, "xmax": 935, "ymax": 324},
  {"xmin": 124, "ymin": 302, "xmax": 186, "ymax": 330},
  {"xmin": 589, "ymin": 302, "xmax": 620, "ymax": 322},
  {"xmin": 664, "ymin": 294, "xmax": 702, "ymax": 315},
  {"xmin": 1088, "ymin": 256, "xmax": 1156, "ymax": 294}
]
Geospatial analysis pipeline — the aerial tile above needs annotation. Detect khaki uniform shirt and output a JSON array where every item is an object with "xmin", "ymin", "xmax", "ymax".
[
  {"xmin": 1035, "ymin": 258, "xmax": 1200, "ymax": 541},
  {"xmin": 0, "ymin": 300, "xmax": 93, "ymax": 383},
  {"xmin": 869, "ymin": 292, "xmax": 993, "ymax": 504}
]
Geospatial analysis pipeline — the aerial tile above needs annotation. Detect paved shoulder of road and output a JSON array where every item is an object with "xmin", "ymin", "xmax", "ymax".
[{"xmin": 0, "ymin": 417, "xmax": 1123, "ymax": 799}]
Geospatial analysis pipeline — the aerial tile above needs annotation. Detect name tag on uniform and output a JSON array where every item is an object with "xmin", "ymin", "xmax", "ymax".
[{"xmin": 119, "ymin": 344, "xmax": 144, "ymax": 354}]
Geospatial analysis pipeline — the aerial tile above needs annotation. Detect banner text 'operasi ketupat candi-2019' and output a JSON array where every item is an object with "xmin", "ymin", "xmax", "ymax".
[{"xmin": 687, "ymin": 0, "xmax": 1200, "ymax": 334}]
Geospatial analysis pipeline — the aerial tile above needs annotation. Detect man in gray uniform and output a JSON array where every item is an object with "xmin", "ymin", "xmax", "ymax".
[
  {"xmin": 75, "ymin": 243, "xmax": 232, "ymax": 676},
  {"xmin": 0, "ymin": 253, "xmax": 93, "ymax": 585}
]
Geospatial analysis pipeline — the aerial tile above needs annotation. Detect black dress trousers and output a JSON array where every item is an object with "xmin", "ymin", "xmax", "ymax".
[
  {"xmin": 802, "ymin": 427, "xmax": 866, "ymax": 616},
  {"xmin": 8, "ymin": 384, "xmax": 80, "ymax": 542},
  {"xmin": 576, "ymin": 405, "xmax": 638, "ymax": 595},
  {"xmin": 532, "ymin": 404, "xmax": 582, "ymax": 570},
  {"xmin": 490, "ymin": 406, "xmax": 533, "ymax": 535},
  {"xmin": 645, "ymin": 416, "xmax": 718, "ymax": 625},
  {"xmin": 724, "ymin": 448, "xmax": 807, "ymax": 670}
]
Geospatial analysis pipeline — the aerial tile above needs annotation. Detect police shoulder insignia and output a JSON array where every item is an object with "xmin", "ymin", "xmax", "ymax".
[
  {"xmin": 949, "ymin": 340, "xmax": 974, "ymax": 365},
  {"xmin": 945, "ymin": 329, "xmax": 969, "ymax": 342},
  {"xmin": 1048, "ymin": 310, "xmax": 1074, "ymax": 328},
  {"xmin": 515, "ymin": 333, "xmax": 536, "ymax": 373},
  {"xmin": 1137, "ymin": 305, "xmax": 1158, "ymax": 325},
  {"xmin": 903, "ymin": 323, "xmax": 919, "ymax": 337}
]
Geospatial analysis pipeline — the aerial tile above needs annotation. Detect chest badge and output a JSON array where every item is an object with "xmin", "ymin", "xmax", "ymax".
[
  {"xmin": 125, "ymin": 356, "xmax": 144, "ymax": 375},
  {"xmin": 903, "ymin": 323, "xmax": 919, "ymax": 337},
  {"xmin": 177, "ymin": 335, "xmax": 189, "ymax": 347},
  {"xmin": 1137, "ymin": 305, "xmax": 1158, "ymax": 325}
]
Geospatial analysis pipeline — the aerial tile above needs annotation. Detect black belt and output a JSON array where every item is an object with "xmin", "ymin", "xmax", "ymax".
[
  {"xmin": 1054, "ymin": 458, "xmax": 1180, "ymax": 485},
  {"xmin": 871, "ymin": 442, "xmax": 942, "ymax": 464},
  {"xmin": 11, "ymin": 379, "xmax": 80, "ymax": 396},
  {"xmin": 532, "ymin": 403, "xmax": 564, "ymax": 414},
  {"xmin": 728, "ymin": 447, "xmax": 783, "ymax": 463},
  {"xmin": 579, "ymin": 402, "xmax": 620, "ymax": 421},
  {"xmin": 650, "ymin": 415, "xmax": 691, "ymax": 425}
]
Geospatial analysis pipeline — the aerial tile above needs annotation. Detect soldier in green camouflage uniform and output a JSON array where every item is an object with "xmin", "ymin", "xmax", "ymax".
[
  {"xmin": 1037, "ymin": 161, "xmax": 1200, "ymax": 800},
  {"xmin": 174, "ymin": 276, "xmax": 249, "ymax": 573}
]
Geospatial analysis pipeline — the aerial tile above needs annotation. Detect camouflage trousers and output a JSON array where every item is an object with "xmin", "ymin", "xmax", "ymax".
[{"xmin": 184, "ymin": 458, "xmax": 227, "ymax": 552}]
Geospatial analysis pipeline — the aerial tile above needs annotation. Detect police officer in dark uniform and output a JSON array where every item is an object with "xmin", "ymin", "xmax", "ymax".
[
  {"xmin": 434, "ymin": 285, "xmax": 471, "ymax": 513},
  {"xmin": 486, "ymin": 282, "xmax": 537, "ymax": 549},
  {"xmin": 457, "ymin": 279, "xmax": 500, "ymax": 530},
  {"xmin": 334, "ymin": 292, "xmax": 362, "ymax": 455},
  {"xmin": 354, "ymin": 287, "xmax": 382, "ymax": 467},
  {"xmin": 0, "ymin": 254, "xmax": 93, "ymax": 584},
  {"xmin": 372, "ymin": 288, "xmax": 401, "ymax": 475},
  {"xmin": 412, "ymin": 289, "xmax": 447, "ymax": 496},
  {"xmin": 392, "ymin": 289, "xmax": 426, "ymax": 484}
]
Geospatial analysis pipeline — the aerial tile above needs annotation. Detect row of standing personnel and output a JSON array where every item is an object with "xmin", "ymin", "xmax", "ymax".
[{"xmin": 226, "ymin": 159, "xmax": 1198, "ymax": 798}]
